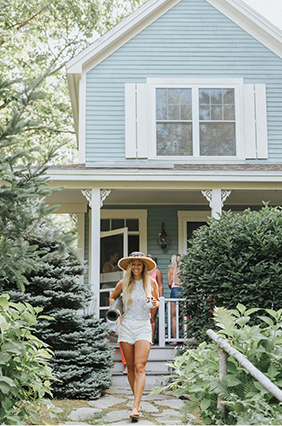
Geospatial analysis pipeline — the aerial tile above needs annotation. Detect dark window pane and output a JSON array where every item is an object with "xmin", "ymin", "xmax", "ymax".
[
  {"xmin": 157, "ymin": 123, "xmax": 192, "ymax": 156},
  {"xmin": 199, "ymin": 89, "xmax": 210, "ymax": 105},
  {"xmin": 128, "ymin": 235, "xmax": 140, "ymax": 254},
  {"xmin": 101, "ymin": 219, "xmax": 110, "ymax": 231},
  {"xmin": 200, "ymin": 123, "xmax": 236, "ymax": 156},
  {"xmin": 126, "ymin": 219, "xmax": 139, "ymax": 231},
  {"xmin": 186, "ymin": 222, "xmax": 206, "ymax": 248},
  {"xmin": 112, "ymin": 219, "xmax": 125, "ymax": 230}
]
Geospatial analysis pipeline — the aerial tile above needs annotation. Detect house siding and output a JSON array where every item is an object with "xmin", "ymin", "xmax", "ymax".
[{"xmin": 85, "ymin": 0, "xmax": 282, "ymax": 163}]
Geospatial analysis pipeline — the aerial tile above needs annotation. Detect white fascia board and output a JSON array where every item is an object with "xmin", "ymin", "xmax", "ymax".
[
  {"xmin": 206, "ymin": 0, "xmax": 282, "ymax": 59},
  {"xmin": 47, "ymin": 169, "xmax": 282, "ymax": 183},
  {"xmin": 66, "ymin": 0, "xmax": 181, "ymax": 75},
  {"xmin": 67, "ymin": 73, "xmax": 80, "ymax": 138}
]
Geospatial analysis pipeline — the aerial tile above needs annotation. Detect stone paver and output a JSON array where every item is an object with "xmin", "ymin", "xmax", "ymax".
[
  {"xmin": 157, "ymin": 408, "xmax": 183, "ymax": 424},
  {"xmin": 154, "ymin": 398, "xmax": 185, "ymax": 409},
  {"xmin": 64, "ymin": 386, "xmax": 194, "ymax": 426},
  {"xmin": 68, "ymin": 407, "xmax": 101, "ymax": 421},
  {"xmin": 88, "ymin": 394, "xmax": 126, "ymax": 409},
  {"xmin": 103, "ymin": 409, "xmax": 131, "ymax": 423},
  {"xmin": 126, "ymin": 401, "xmax": 159, "ymax": 413}
]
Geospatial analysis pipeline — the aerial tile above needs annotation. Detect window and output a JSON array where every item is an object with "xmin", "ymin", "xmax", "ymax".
[
  {"xmin": 155, "ymin": 86, "xmax": 237, "ymax": 157},
  {"xmin": 156, "ymin": 88, "xmax": 192, "ymax": 156},
  {"xmin": 125, "ymin": 79, "xmax": 268, "ymax": 160}
]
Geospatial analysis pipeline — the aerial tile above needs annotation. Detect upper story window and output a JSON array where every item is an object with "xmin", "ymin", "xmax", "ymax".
[
  {"xmin": 124, "ymin": 78, "xmax": 268, "ymax": 161},
  {"xmin": 155, "ymin": 86, "xmax": 236, "ymax": 157},
  {"xmin": 156, "ymin": 88, "xmax": 192, "ymax": 156}
]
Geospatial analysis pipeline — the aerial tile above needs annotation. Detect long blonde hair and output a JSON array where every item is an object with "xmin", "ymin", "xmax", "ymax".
[{"xmin": 122, "ymin": 260, "xmax": 151, "ymax": 307}]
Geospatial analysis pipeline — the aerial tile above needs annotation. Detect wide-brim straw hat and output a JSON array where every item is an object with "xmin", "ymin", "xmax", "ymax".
[{"xmin": 118, "ymin": 251, "xmax": 156, "ymax": 272}]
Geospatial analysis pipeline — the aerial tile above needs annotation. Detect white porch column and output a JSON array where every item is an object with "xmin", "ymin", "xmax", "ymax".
[
  {"xmin": 202, "ymin": 189, "xmax": 231, "ymax": 219},
  {"xmin": 90, "ymin": 188, "xmax": 101, "ymax": 316}
]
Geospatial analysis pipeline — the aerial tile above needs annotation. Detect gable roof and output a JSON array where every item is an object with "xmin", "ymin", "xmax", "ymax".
[
  {"xmin": 67, "ymin": 0, "xmax": 282, "ymax": 76},
  {"xmin": 66, "ymin": 0, "xmax": 282, "ymax": 137}
]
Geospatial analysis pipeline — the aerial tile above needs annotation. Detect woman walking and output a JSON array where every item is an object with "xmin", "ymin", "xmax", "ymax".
[{"xmin": 109, "ymin": 252, "xmax": 160, "ymax": 421}]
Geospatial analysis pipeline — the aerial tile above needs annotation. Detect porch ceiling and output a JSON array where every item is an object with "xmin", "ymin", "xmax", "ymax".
[{"xmin": 46, "ymin": 188, "xmax": 282, "ymax": 211}]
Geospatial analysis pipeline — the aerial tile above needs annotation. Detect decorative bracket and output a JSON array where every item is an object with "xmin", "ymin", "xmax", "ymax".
[
  {"xmin": 100, "ymin": 189, "xmax": 111, "ymax": 208},
  {"xmin": 201, "ymin": 189, "xmax": 231, "ymax": 209},
  {"xmin": 81, "ymin": 189, "xmax": 111, "ymax": 208},
  {"xmin": 201, "ymin": 190, "xmax": 213, "ymax": 208},
  {"xmin": 81, "ymin": 190, "xmax": 92, "ymax": 208}
]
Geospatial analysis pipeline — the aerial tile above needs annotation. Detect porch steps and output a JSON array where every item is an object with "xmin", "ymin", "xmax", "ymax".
[{"xmin": 111, "ymin": 345, "xmax": 177, "ymax": 389}]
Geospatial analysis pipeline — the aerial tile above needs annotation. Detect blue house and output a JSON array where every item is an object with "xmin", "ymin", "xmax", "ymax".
[{"xmin": 47, "ymin": 0, "xmax": 282, "ymax": 345}]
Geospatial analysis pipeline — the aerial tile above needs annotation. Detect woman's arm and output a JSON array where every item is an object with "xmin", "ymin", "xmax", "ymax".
[
  {"xmin": 156, "ymin": 269, "xmax": 163, "ymax": 297},
  {"xmin": 109, "ymin": 280, "xmax": 123, "ymax": 305},
  {"xmin": 151, "ymin": 279, "xmax": 160, "ymax": 308},
  {"xmin": 167, "ymin": 268, "xmax": 172, "ymax": 289}
]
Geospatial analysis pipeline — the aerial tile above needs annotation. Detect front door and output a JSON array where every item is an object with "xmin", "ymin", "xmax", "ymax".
[{"xmin": 99, "ymin": 228, "xmax": 128, "ymax": 319}]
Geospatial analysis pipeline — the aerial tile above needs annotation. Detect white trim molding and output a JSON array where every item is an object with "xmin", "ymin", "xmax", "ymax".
[
  {"xmin": 201, "ymin": 189, "xmax": 231, "ymax": 218},
  {"xmin": 178, "ymin": 210, "xmax": 210, "ymax": 255}
]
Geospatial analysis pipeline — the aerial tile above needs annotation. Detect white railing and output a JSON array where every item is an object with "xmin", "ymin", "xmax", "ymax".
[{"xmin": 158, "ymin": 296, "xmax": 187, "ymax": 347}]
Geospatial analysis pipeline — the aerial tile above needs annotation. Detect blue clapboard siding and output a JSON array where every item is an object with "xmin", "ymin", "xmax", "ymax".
[{"xmin": 85, "ymin": 0, "xmax": 282, "ymax": 163}]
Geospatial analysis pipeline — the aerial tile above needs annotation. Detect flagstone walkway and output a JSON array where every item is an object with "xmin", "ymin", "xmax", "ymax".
[{"xmin": 62, "ymin": 385, "xmax": 195, "ymax": 425}]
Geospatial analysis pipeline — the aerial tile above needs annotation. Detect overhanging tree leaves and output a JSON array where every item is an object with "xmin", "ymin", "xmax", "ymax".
[{"xmin": 0, "ymin": 0, "xmax": 147, "ymax": 163}]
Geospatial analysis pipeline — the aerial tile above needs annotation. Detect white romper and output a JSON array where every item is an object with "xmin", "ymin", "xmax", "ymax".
[{"xmin": 118, "ymin": 279, "xmax": 152, "ymax": 345}]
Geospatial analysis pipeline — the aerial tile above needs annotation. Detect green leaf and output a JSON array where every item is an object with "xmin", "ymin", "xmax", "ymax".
[
  {"xmin": 258, "ymin": 315, "xmax": 274, "ymax": 326},
  {"xmin": 200, "ymin": 398, "xmax": 211, "ymax": 411}
]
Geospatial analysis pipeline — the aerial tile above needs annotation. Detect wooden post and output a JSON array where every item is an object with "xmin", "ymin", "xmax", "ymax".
[{"xmin": 217, "ymin": 348, "xmax": 227, "ymax": 416}]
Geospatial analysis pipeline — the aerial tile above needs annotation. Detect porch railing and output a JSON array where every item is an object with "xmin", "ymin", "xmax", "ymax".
[{"xmin": 158, "ymin": 296, "xmax": 187, "ymax": 347}]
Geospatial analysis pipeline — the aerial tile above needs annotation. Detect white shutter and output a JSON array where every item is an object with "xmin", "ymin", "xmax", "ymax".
[
  {"xmin": 255, "ymin": 84, "xmax": 268, "ymax": 159},
  {"xmin": 125, "ymin": 83, "xmax": 136, "ymax": 159},
  {"xmin": 136, "ymin": 83, "xmax": 148, "ymax": 158},
  {"xmin": 243, "ymin": 84, "xmax": 256, "ymax": 159},
  {"xmin": 243, "ymin": 83, "xmax": 268, "ymax": 160}
]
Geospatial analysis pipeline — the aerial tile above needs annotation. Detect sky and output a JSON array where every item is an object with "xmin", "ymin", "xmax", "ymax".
[{"xmin": 242, "ymin": 0, "xmax": 282, "ymax": 30}]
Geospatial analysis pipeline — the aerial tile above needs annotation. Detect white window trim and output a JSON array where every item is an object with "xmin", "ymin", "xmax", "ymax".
[
  {"xmin": 101, "ymin": 209, "xmax": 147, "ymax": 254},
  {"xmin": 147, "ymin": 78, "xmax": 244, "ymax": 161},
  {"xmin": 178, "ymin": 211, "xmax": 209, "ymax": 255}
]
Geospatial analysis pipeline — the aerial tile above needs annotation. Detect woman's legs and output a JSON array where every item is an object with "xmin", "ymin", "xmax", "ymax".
[
  {"xmin": 120, "ymin": 342, "xmax": 135, "ymax": 393},
  {"xmin": 120, "ymin": 340, "xmax": 151, "ymax": 416},
  {"xmin": 132, "ymin": 340, "xmax": 151, "ymax": 414}
]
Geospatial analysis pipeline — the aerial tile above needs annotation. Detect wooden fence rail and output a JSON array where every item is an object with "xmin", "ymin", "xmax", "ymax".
[{"xmin": 206, "ymin": 328, "xmax": 282, "ymax": 416}]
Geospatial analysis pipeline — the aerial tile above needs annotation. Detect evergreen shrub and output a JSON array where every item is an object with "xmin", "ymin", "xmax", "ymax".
[
  {"xmin": 8, "ymin": 226, "xmax": 114, "ymax": 400},
  {"xmin": 154, "ymin": 304, "xmax": 282, "ymax": 425},
  {"xmin": 180, "ymin": 205, "xmax": 282, "ymax": 342}
]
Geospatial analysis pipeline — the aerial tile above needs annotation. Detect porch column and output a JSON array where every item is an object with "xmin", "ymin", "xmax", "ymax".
[
  {"xmin": 90, "ymin": 188, "xmax": 101, "ymax": 316},
  {"xmin": 202, "ymin": 189, "xmax": 231, "ymax": 219},
  {"xmin": 77, "ymin": 213, "xmax": 85, "ymax": 284}
]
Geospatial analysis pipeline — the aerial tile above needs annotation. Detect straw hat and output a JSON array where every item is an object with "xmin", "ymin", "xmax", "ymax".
[{"xmin": 118, "ymin": 251, "xmax": 156, "ymax": 272}]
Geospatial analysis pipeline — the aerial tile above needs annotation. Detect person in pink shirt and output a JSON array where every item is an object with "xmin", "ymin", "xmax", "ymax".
[{"xmin": 147, "ymin": 254, "xmax": 163, "ymax": 344}]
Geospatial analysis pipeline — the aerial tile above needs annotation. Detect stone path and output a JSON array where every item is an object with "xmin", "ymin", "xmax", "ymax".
[{"xmin": 62, "ymin": 385, "xmax": 195, "ymax": 425}]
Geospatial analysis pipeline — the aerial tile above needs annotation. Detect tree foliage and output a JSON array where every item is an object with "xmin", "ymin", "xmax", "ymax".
[
  {"xmin": 8, "ymin": 226, "xmax": 114, "ymax": 399},
  {"xmin": 180, "ymin": 205, "xmax": 282, "ymax": 342},
  {"xmin": 0, "ymin": 0, "xmax": 147, "ymax": 163}
]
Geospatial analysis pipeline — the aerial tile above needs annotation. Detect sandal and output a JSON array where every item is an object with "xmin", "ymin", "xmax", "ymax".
[{"xmin": 130, "ymin": 409, "xmax": 140, "ymax": 422}]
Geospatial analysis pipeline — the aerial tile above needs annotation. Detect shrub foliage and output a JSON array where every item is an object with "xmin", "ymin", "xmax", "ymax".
[
  {"xmin": 154, "ymin": 304, "xmax": 282, "ymax": 425},
  {"xmin": 180, "ymin": 205, "xmax": 282, "ymax": 342},
  {"xmin": 0, "ymin": 294, "xmax": 59, "ymax": 425}
]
